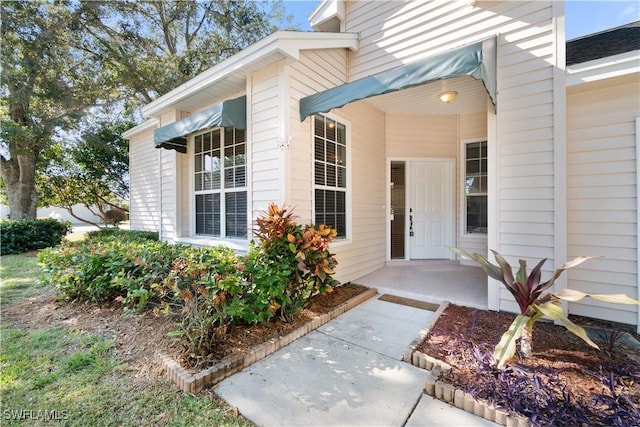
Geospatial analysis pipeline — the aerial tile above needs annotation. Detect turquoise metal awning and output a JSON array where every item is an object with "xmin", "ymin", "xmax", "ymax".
[
  {"xmin": 154, "ymin": 96, "xmax": 246, "ymax": 153},
  {"xmin": 299, "ymin": 38, "xmax": 496, "ymax": 121}
]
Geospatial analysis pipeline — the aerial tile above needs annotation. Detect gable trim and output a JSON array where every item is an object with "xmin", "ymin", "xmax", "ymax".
[{"xmin": 143, "ymin": 31, "xmax": 359, "ymax": 118}]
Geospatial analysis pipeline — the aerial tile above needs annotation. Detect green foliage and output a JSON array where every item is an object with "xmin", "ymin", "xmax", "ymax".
[
  {"xmin": 0, "ymin": 1, "xmax": 119, "ymax": 219},
  {"xmin": 38, "ymin": 239, "xmax": 181, "ymax": 309},
  {"xmin": 0, "ymin": 218, "xmax": 71, "ymax": 255},
  {"xmin": 81, "ymin": 0, "xmax": 291, "ymax": 105},
  {"xmin": 38, "ymin": 204, "xmax": 341, "ymax": 361},
  {"xmin": 38, "ymin": 119, "xmax": 132, "ymax": 226},
  {"xmin": 85, "ymin": 228, "xmax": 158, "ymax": 243},
  {"xmin": 249, "ymin": 203, "xmax": 339, "ymax": 321},
  {"xmin": 157, "ymin": 246, "xmax": 253, "ymax": 358},
  {"xmin": 453, "ymin": 248, "xmax": 640, "ymax": 368}
]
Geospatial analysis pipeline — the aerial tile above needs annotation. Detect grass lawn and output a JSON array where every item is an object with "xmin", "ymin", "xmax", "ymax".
[
  {"xmin": 0, "ymin": 254, "xmax": 46, "ymax": 305},
  {"xmin": 0, "ymin": 253, "xmax": 252, "ymax": 427}
]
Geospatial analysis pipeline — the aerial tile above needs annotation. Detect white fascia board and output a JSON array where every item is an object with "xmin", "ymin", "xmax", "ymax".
[
  {"xmin": 122, "ymin": 118, "xmax": 158, "ymax": 139},
  {"xmin": 142, "ymin": 31, "xmax": 358, "ymax": 118},
  {"xmin": 309, "ymin": 0, "xmax": 345, "ymax": 30},
  {"xmin": 567, "ymin": 50, "xmax": 640, "ymax": 86}
]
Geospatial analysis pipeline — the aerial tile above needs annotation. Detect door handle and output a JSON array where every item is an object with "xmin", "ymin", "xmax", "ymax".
[{"xmin": 409, "ymin": 208, "xmax": 414, "ymax": 237}]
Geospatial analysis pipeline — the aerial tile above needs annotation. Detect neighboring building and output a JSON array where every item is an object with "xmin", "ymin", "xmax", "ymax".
[
  {"xmin": 0, "ymin": 204, "xmax": 104, "ymax": 224},
  {"xmin": 124, "ymin": 1, "xmax": 640, "ymax": 331}
]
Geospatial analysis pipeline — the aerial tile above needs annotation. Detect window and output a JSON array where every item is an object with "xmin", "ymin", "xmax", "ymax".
[
  {"xmin": 313, "ymin": 115, "xmax": 347, "ymax": 238},
  {"xmin": 465, "ymin": 141, "xmax": 487, "ymax": 233},
  {"xmin": 194, "ymin": 127, "xmax": 247, "ymax": 238}
]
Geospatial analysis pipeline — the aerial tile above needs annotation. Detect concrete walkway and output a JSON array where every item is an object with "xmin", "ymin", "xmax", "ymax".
[{"xmin": 216, "ymin": 296, "xmax": 497, "ymax": 426}]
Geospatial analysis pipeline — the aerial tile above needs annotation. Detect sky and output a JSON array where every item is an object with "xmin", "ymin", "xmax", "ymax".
[{"xmin": 282, "ymin": 0, "xmax": 639, "ymax": 39}]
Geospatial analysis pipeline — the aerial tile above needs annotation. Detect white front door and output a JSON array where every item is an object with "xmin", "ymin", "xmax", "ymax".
[{"xmin": 409, "ymin": 160, "xmax": 454, "ymax": 259}]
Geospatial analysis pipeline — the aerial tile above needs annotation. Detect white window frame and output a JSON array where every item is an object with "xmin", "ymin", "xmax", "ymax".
[
  {"xmin": 312, "ymin": 113, "xmax": 351, "ymax": 242},
  {"xmin": 461, "ymin": 139, "xmax": 488, "ymax": 237},
  {"xmin": 188, "ymin": 126, "xmax": 249, "ymax": 243}
]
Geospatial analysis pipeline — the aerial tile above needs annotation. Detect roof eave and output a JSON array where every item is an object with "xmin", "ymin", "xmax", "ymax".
[
  {"xmin": 122, "ymin": 118, "xmax": 159, "ymax": 139},
  {"xmin": 142, "ymin": 31, "xmax": 359, "ymax": 118},
  {"xmin": 567, "ymin": 49, "xmax": 640, "ymax": 86}
]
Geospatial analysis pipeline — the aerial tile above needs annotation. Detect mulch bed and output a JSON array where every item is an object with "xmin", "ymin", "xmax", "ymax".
[{"xmin": 416, "ymin": 304, "xmax": 640, "ymax": 426}]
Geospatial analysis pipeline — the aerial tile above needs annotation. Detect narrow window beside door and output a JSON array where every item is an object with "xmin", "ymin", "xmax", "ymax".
[{"xmin": 465, "ymin": 141, "xmax": 487, "ymax": 233}]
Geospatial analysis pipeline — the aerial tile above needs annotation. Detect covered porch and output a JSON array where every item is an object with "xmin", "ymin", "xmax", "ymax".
[{"xmin": 354, "ymin": 260, "xmax": 488, "ymax": 310}]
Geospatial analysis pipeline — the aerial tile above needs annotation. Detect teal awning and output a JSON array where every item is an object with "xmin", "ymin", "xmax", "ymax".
[
  {"xmin": 299, "ymin": 38, "xmax": 496, "ymax": 121},
  {"xmin": 154, "ymin": 96, "xmax": 246, "ymax": 153}
]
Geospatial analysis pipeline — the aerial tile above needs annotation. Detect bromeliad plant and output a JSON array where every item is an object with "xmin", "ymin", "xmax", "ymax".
[{"xmin": 451, "ymin": 248, "xmax": 640, "ymax": 368}]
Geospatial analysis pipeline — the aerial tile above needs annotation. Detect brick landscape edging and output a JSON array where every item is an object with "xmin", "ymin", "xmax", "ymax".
[
  {"xmin": 157, "ymin": 287, "xmax": 379, "ymax": 394},
  {"xmin": 404, "ymin": 300, "xmax": 531, "ymax": 427}
]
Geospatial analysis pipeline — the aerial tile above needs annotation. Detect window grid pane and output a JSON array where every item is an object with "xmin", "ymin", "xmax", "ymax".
[
  {"xmin": 465, "ymin": 141, "xmax": 488, "ymax": 233},
  {"xmin": 194, "ymin": 127, "xmax": 247, "ymax": 238},
  {"xmin": 313, "ymin": 115, "xmax": 348, "ymax": 238},
  {"xmin": 225, "ymin": 191, "xmax": 247, "ymax": 238},
  {"xmin": 315, "ymin": 189, "xmax": 346, "ymax": 238}
]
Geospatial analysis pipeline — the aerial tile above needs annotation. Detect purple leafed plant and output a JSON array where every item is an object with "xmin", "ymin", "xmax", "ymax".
[{"xmin": 441, "ymin": 337, "xmax": 638, "ymax": 426}]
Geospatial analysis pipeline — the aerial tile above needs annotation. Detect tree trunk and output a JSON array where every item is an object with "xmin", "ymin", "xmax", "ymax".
[
  {"xmin": 520, "ymin": 323, "xmax": 534, "ymax": 358},
  {"xmin": 1, "ymin": 153, "xmax": 38, "ymax": 220}
]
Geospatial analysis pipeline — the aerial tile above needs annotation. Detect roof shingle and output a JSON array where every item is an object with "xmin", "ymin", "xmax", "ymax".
[{"xmin": 567, "ymin": 21, "xmax": 640, "ymax": 66}]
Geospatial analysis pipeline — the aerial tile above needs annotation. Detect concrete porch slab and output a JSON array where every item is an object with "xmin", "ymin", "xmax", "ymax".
[{"xmin": 355, "ymin": 261, "xmax": 488, "ymax": 309}]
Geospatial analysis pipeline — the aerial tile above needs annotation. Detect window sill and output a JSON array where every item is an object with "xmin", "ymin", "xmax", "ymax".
[
  {"xmin": 460, "ymin": 233, "xmax": 488, "ymax": 240},
  {"xmin": 330, "ymin": 238, "xmax": 352, "ymax": 248},
  {"xmin": 174, "ymin": 236, "xmax": 249, "ymax": 254}
]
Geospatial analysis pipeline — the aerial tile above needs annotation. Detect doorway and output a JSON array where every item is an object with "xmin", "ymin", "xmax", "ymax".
[{"xmin": 390, "ymin": 159, "xmax": 455, "ymax": 260}]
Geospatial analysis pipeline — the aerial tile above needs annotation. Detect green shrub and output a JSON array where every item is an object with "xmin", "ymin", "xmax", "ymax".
[
  {"xmin": 39, "ymin": 239, "xmax": 182, "ymax": 309},
  {"xmin": 38, "ymin": 203, "xmax": 341, "ymax": 362},
  {"xmin": 85, "ymin": 228, "xmax": 158, "ymax": 243},
  {"xmin": 248, "ymin": 203, "xmax": 339, "ymax": 321},
  {"xmin": 0, "ymin": 218, "xmax": 72, "ymax": 255},
  {"xmin": 157, "ymin": 246, "xmax": 254, "ymax": 358}
]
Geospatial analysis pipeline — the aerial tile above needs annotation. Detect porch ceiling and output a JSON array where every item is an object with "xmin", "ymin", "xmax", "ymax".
[{"xmin": 364, "ymin": 75, "xmax": 488, "ymax": 115}]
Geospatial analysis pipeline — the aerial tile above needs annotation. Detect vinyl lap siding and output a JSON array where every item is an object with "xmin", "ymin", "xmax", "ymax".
[
  {"xmin": 159, "ymin": 148, "xmax": 177, "ymax": 241},
  {"xmin": 386, "ymin": 114, "xmax": 457, "ymax": 158},
  {"xmin": 346, "ymin": 1, "xmax": 558, "ymax": 313},
  {"xmin": 331, "ymin": 101, "xmax": 387, "ymax": 283},
  {"xmin": 128, "ymin": 127, "xmax": 160, "ymax": 232},
  {"xmin": 495, "ymin": 3, "xmax": 557, "ymax": 315},
  {"xmin": 288, "ymin": 49, "xmax": 349, "ymax": 223},
  {"xmin": 567, "ymin": 77, "xmax": 640, "ymax": 326},
  {"xmin": 288, "ymin": 49, "xmax": 386, "ymax": 283},
  {"xmin": 250, "ymin": 64, "xmax": 282, "ymax": 218}
]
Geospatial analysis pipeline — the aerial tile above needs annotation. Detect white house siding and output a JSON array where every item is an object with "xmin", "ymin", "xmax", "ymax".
[
  {"xmin": 331, "ymin": 101, "xmax": 387, "ymax": 283},
  {"xmin": 157, "ymin": 109, "xmax": 188, "ymax": 242},
  {"xmin": 288, "ymin": 49, "xmax": 349, "ymax": 224},
  {"xmin": 178, "ymin": 152, "xmax": 189, "ymax": 236},
  {"xmin": 567, "ymin": 75, "xmax": 640, "ymax": 326},
  {"xmin": 345, "ymin": 0, "xmax": 560, "ymax": 314},
  {"xmin": 288, "ymin": 48, "xmax": 386, "ymax": 283},
  {"xmin": 128, "ymin": 126, "xmax": 160, "ymax": 232},
  {"xmin": 386, "ymin": 114, "xmax": 458, "ymax": 158},
  {"xmin": 250, "ymin": 63, "xmax": 285, "ymax": 219}
]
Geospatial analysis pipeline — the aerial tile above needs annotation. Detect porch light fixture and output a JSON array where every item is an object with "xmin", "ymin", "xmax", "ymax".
[{"xmin": 439, "ymin": 91, "xmax": 457, "ymax": 103}]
